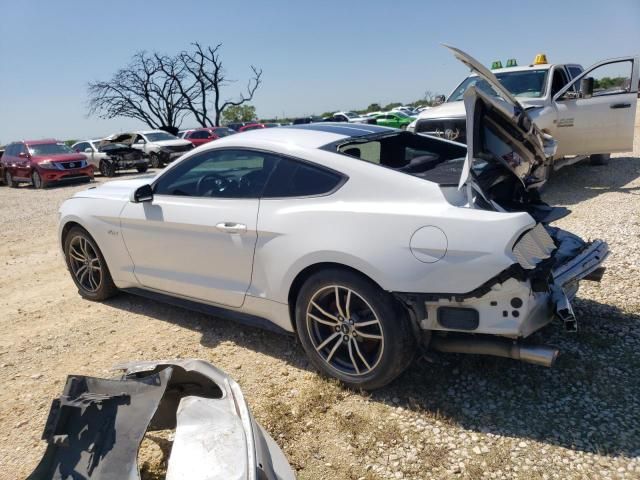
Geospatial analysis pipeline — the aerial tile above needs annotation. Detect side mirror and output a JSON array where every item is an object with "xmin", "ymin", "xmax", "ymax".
[
  {"xmin": 131, "ymin": 184, "xmax": 154, "ymax": 203},
  {"xmin": 434, "ymin": 95, "xmax": 446, "ymax": 105},
  {"xmin": 580, "ymin": 77, "xmax": 594, "ymax": 99},
  {"xmin": 84, "ymin": 147, "xmax": 93, "ymax": 154},
  {"xmin": 136, "ymin": 139, "xmax": 145, "ymax": 144},
  {"xmin": 18, "ymin": 152, "xmax": 27, "ymax": 158}
]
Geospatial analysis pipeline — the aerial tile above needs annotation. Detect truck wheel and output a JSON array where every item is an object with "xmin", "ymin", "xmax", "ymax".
[
  {"xmin": 32, "ymin": 170, "xmax": 45, "ymax": 189},
  {"xmin": 295, "ymin": 268, "xmax": 417, "ymax": 390},
  {"xmin": 589, "ymin": 154, "xmax": 610, "ymax": 166},
  {"xmin": 99, "ymin": 160, "xmax": 116, "ymax": 177},
  {"xmin": 5, "ymin": 170, "xmax": 17, "ymax": 188},
  {"xmin": 149, "ymin": 153, "xmax": 163, "ymax": 169}
]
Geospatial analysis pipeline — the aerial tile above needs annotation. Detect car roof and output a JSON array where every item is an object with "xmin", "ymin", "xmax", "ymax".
[
  {"xmin": 21, "ymin": 139, "xmax": 60, "ymax": 145},
  {"xmin": 210, "ymin": 123, "xmax": 394, "ymax": 149}
]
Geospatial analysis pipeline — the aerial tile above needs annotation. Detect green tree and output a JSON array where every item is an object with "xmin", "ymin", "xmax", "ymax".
[
  {"xmin": 366, "ymin": 103, "xmax": 381, "ymax": 112},
  {"xmin": 383, "ymin": 102, "xmax": 402, "ymax": 111},
  {"xmin": 222, "ymin": 104, "xmax": 257, "ymax": 123}
]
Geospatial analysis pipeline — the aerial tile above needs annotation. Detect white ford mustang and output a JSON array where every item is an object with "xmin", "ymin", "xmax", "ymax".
[{"xmin": 58, "ymin": 55, "xmax": 608, "ymax": 390}]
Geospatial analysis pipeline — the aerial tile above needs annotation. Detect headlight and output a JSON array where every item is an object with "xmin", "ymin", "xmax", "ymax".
[{"xmin": 39, "ymin": 161, "xmax": 61, "ymax": 170}]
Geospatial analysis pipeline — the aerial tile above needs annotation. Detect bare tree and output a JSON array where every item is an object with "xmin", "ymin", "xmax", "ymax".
[
  {"xmin": 88, "ymin": 52, "xmax": 189, "ymax": 131},
  {"xmin": 87, "ymin": 44, "xmax": 262, "ymax": 129},
  {"xmin": 176, "ymin": 43, "xmax": 262, "ymax": 126}
]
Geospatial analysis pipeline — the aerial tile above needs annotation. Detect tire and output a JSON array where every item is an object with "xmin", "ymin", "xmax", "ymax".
[
  {"xmin": 32, "ymin": 170, "xmax": 45, "ymax": 189},
  {"xmin": 295, "ymin": 268, "xmax": 417, "ymax": 390},
  {"xmin": 63, "ymin": 226, "xmax": 118, "ymax": 301},
  {"xmin": 99, "ymin": 160, "xmax": 116, "ymax": 177},
  {"xmin": 149, "ymin": 153, "xmax": 163, "ymax": 169},
  {"xmin": 5, "ymin": 170, "xmax": 17, "ymax": 188},
  {"xmin": 589, "ymin": 153, "xmax": 610, "ymax": 166},
  {"xmin": 136, "ymin": 164, "xmax": 149, "ymax": 173}
]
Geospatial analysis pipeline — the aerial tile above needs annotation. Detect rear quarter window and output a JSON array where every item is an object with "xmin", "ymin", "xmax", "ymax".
[{"xmin": 263, "ymin": 157, "xmax": 344, "ymax": 198}]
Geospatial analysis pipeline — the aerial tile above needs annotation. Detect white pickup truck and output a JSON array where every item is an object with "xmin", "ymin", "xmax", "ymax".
[{"xmin": 409, "ymin": 48, "xmax": 639, "ymax": 171}]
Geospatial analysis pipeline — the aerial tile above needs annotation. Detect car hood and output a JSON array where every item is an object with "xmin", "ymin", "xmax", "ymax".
[
  {"xmin": 32, "ymin": 153, "xmax": 87, "ymax": 163},
  {"xmin": 416, "ymin": 101, "xmax": 466, "ymax": 120},
  {"xmin": 153, "ymin": 139, "xmax": 192, "ymax": 147},
  {"xmin": 73, "ymin": 177, "xmax": 155, "ymax": 201}
]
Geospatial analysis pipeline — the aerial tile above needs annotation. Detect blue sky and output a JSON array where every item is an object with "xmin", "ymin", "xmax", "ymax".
[{"xmin": 0, "ymin": 0, "xmax": 638, "ymax": 141}]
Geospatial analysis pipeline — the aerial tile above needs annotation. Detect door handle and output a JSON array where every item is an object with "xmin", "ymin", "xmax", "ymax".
[
  {"xmin": 610, "ymin": 103, "xmax": 631, "ymax": 109},
  {"xmin": 216, "ymin": 222, "xmax": 247, "ymax": 234}
]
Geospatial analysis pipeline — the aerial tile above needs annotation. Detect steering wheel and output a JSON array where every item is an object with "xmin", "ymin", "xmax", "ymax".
[{"xmin": 196, "ymin": 173, "xmax": 229, "ymax": 196}]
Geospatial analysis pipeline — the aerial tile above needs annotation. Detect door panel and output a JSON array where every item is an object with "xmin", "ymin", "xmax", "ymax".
[
  {"xmin": 552, "ymin": 57, "xmax": 638, "ymax": 157},
  {"xmin": 120, "ymin": 196, "xmax": 259, "ymax": 308}
]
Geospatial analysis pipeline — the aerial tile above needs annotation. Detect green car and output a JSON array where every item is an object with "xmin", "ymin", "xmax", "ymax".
[{"xmin": 373, "ymin": 111, "xmax": 414, "ymax": 129}]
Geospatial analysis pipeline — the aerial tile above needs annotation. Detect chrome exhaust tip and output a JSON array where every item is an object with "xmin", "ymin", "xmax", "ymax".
[{"xmin": 517, "ymin": 345, "xmax": 559, "ymax": 367}]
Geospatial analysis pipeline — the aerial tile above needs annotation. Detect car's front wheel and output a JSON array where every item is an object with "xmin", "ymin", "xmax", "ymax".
[
  {"xmin": 63, "ymin": 226, "xmax": 118, "ymax": 301},
  {"xmin": 295, "ymin": 269, "xmax": 416, "ymax": 390},
  {"xmin": 32, "ymin": 170, "xmax": 45, "ymax": 189},
  {"xmin": 99, "ymin": 160, "xmax": 116, "ymax": 177},
  {"xmin": 136, "ymin": 164, "xmax": 149, "ymax": 173},
  {"xmin": 5, "ymin": 170, "xmax": 17, "ymax": 188},
  {"xmin": 149, "ymin": 153, "xmax": 163, "ymax": 168}
]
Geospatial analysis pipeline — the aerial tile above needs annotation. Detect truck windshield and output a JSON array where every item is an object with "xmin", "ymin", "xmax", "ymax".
[{"xmin": 448, "ymin": 70, "xmax": 548, "ymax": 102}]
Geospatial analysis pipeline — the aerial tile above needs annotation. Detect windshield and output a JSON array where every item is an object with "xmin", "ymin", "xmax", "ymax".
[
  {"xmin": 394, "ymin": 111, "xmax": 410, "ymax": 118},
  {"xmin": 28, "ymin": 143, "xmax": 74, "ymax": 156},
  {"xmin": 144, "ymin": 132, "xmax": 178, "ymax": 142},
  {"xmin": 344, "ymin": 112, "xmax": 359, "ymax": 118},
  {"xmin": 214, "ymin": 128, "xmax": 236, "ymax": 137},
  {"xmin": 448, "ymin": 70, "xmax": 548, "ymax": 102}
]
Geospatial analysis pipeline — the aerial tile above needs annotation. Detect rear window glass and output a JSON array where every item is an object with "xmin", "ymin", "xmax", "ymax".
[{"xmin": 263, "ymin": 157, "xmax": 343, "ymax": 198}]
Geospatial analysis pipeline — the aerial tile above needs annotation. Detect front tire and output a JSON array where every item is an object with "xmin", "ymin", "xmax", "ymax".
[
  {"xmin": 589, "ymin": 153, "xmax": 610, "ymax": 166},
  {"xmin": 136, "ymin": 164, "xmax": 149, "ymax": 173},
  {"xmin": 149, "ymin": 153, "xmax": 163, "ymax": 169},
  {"xmin": 5, "ymin": 170, "xmax": 17, "ymax": 188},
  {"xmin": 99, "ymin": 160, "xmax": 116, "ymax": 177},
  {"xmin": 32, "ymin": 170, "xmax": 45, "ymax": 189},
  {"xmin": 295, "ymin": 269, "xmax": 416, "ymax": 390},
  {"xmin": 63, "ymin": 226, "xmax": 118, "ymax": 301}
]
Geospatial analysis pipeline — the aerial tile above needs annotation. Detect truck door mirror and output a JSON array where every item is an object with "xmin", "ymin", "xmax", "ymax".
[
  {"xmin": 580, "ymin": 77, "xmax": 594, "ymax": 99},
  {"xmin": 434, "ymin": 95, "xmax": 446, "ymax": 105}
]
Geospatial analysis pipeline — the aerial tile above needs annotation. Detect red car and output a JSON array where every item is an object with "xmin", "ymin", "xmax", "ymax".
[
  {"xmin": 179, "ymin": 127, "xmax": 236, "ymax": 147},
  {"xmin": 238, "ymin": 123, "xmax": 267, "ymax": 132},
  {"xmin": 1, "ymin": 139, "xmax": 94, "ymax": 188}
]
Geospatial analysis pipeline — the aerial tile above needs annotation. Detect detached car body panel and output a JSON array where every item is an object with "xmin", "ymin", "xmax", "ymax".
[{"xmin": 28, "ymin": 359, "xmax": 295, "ymax": 480}]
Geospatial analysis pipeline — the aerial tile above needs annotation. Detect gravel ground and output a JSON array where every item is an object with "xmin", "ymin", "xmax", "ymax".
[{"xmin": 1, "ymin": 110, "xmax": 639, "ymax": 479}]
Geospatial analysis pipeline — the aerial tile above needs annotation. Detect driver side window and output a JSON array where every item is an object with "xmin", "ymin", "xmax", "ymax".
[{"xmin": 153, "ymin": 149, "xmax": 278, "ymax": 198}]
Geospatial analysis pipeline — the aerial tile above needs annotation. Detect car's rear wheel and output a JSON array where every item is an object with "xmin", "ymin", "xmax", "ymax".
[
  {"xmin": 149, "ymin": 153, "xmax": 163, "ymax": 169},
  {"xmin": 63, "ymin": 226, "xmax": 118, "ymax": 301},
  {"xmin": 295, "ymin": 269, "xmax": 416, "ymax": 390},
  {"xmin": 589, "ymin": 153, "xmax": 610, "ymax": 166},
  {"xmin": 99, "ymin": 160, "xmax": 116, "ymax": 177},
  {"xmin": 5, "ymin": 170, "xmax": 17, "ymax": 188},
  {"xmin": 136, "ymin": 164, "xmax": 149, "ymax": 173},
  {"xmin": 32, "ymin": 170, "xmax": 45, "ymax": 189}
]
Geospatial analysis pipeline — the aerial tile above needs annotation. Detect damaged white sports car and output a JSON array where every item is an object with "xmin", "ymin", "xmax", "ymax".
[{"xmin": 58, "ymin": 48, "xmax": 608, "ymax": 390}]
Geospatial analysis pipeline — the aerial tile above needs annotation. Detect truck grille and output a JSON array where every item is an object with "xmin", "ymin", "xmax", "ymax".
[
  {"xmin": 415, "ymin": 118, "xmax": 467, "ymax": 143},
  {"xmin": 512, "ymin": 224, "xmax": 556, "ymax": 269}
]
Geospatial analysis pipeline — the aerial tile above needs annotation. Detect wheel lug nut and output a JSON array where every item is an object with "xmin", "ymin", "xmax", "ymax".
[{"xmin": 343, "ymin": 335, "xmax": 349, "ymax": 342}]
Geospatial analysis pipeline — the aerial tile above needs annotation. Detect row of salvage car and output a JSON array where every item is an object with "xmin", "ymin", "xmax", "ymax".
[{"xmin": 25, "ymin": 46, "xmax": 639, "ymax": 479}]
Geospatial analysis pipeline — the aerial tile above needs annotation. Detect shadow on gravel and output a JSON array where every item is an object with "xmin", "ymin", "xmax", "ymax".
[
  {"xmin": 106, "ymin": 292, "xmax": 640, "ymax": 458},
  {"xmin": 544, "ymin": 156, "xmax": 640, "ymax": 206},
  {"xmin": 379, "ymin": 296, "xmax": 640, "ymax": 458}
]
